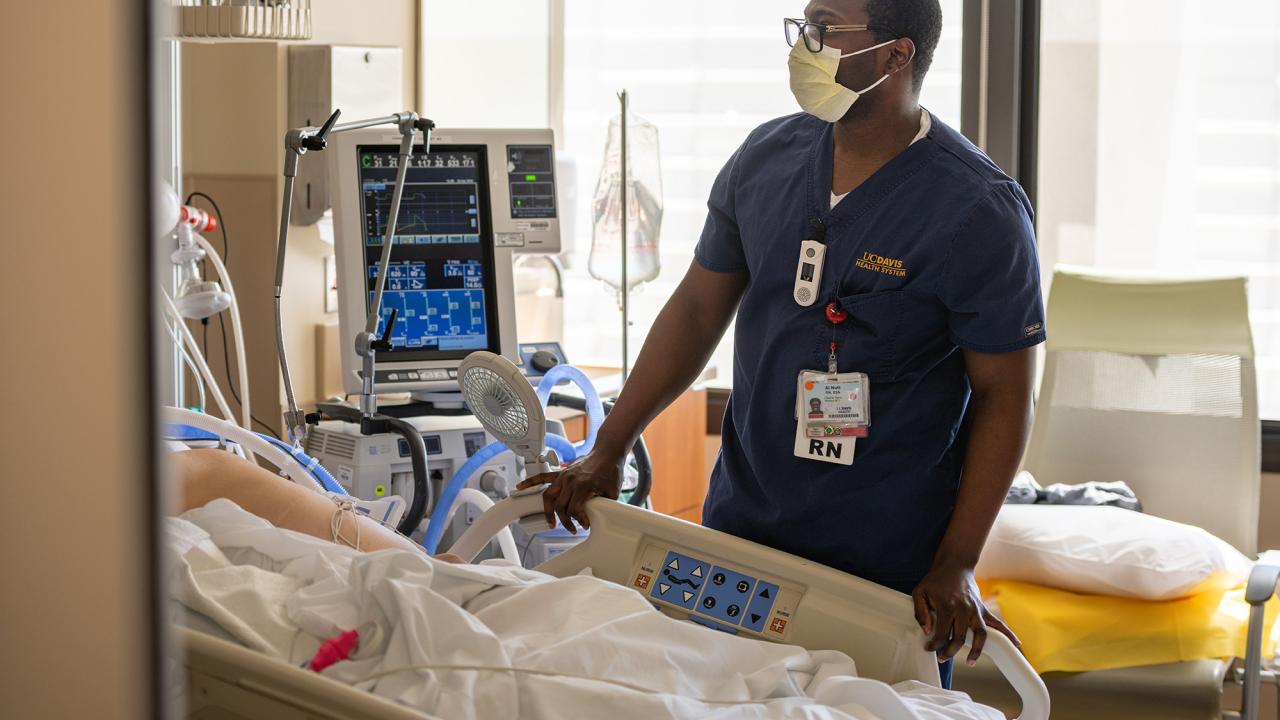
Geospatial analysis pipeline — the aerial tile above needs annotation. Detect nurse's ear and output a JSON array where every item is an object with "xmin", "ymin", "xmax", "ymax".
[{"xmin": 883, "ymin": 37, "xmax": 918, "ymax": 80}]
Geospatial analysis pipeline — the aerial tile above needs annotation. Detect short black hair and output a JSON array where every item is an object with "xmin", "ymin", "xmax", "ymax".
[{"xmin": 864, "ymin": 0, "xmax": 943, "ymax": 91}]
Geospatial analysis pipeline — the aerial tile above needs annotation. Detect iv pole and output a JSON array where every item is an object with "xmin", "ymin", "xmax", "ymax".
[{"xmin": 618, "ymin": 89, "xmax": 630, "ymax": 382}]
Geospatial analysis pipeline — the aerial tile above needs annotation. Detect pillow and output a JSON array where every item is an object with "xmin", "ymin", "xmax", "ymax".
[{"xmin": 975, "ymin": 504, "xmax": 1252, "ymax": 600}]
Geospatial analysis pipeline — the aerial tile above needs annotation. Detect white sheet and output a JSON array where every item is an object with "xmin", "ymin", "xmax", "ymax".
[{"xmin": 168, "ymin": 500, "xmax": 1001, "ymax": 720}]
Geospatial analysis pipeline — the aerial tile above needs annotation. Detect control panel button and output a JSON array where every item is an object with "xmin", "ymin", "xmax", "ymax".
[
  {"xmin": 743, "ymin": 581, "xmax": 779, "ymax": 634},
  {"xmin": 698, "ymin": 565, "xmax": 757, "ymax": 627},
  {"xmin": 650, "ymin": 551, "xmax": 710, "ymax": 611}
]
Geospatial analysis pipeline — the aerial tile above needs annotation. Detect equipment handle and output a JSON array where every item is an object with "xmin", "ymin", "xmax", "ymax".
[
  {"xmin": 968, "ymin": 630, "xmax": 1050, "ymax": 720},
  {"xmin": 448, "ymin": 487, "xmax": 549, "ymax": 562}
]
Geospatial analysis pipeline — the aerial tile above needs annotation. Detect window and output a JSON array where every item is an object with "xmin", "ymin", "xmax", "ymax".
[
  {"xmin": 558, "ymin": 0, "xmax": 964, "ymax": 371},
  {"xmin": 1036, "ymin": 0, "xmax": 1280, "ymax": 419}
]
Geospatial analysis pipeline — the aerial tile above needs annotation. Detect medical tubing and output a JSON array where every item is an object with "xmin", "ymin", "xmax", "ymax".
[
  {"xmin": 379, "ymin": 416, "xmax": 433, "ymax": 536},
  {"xmin": 546, "ymin": 394, "xmax": 651, "ymax": 507},
  {"xmin": 445, "ymin": 488, "xmax": 520, "ymax": 563},
  {"xmin": 163, "ymin": 408, "xmax": 323, "ymax": 492},
  {"xmin": 423, "ymin": 441, "xmax": 504, "ymax": 554},
  {"xmin": 315, "ymin": 403, "xmax": 431, "ymax": 535},
  {"xmin": 161, "ymin": 293, "xmax": 236, "ymax": 425},
  {"xmin": 536, "ymin": 365, "xmax": 605, "ymax": 454},
  {"xmin": 163, "ymin": 320, "xmax": 206, "ymax": 412},
  {"xmin": 256, "ymin": 433, "xmax": 346, "ymax": 496},
  {"xmin": 543, "ymin": 433, "xmax": 579, "ymax": 466},
  {"xmin": 423, "ymin": 434, "xmax": 577, "ymax": 555},
  {"xmin": 195, "ymin": 234, "xmax": 250, "ymax": 431}
]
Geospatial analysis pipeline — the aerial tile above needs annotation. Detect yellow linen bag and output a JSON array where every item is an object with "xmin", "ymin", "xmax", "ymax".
[{"xmin": 980, "ymin": 579, "xmax": 1279, "ymax": 673}]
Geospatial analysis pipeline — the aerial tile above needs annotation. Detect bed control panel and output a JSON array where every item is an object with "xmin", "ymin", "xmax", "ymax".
[{"xmin": 629, "ymin": 544, "xmax": 804, "ymax": 641}]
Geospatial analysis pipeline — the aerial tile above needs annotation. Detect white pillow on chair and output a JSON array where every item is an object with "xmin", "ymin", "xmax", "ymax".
[{"xmin": 976, "ymin": 504, "xmax": 1252, "ymax": 600}]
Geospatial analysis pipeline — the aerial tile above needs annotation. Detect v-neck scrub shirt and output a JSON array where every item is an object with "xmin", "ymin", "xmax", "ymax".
[{"xmin": 696, "ymin": 112, "xmax": 1046, "ymax": 593}]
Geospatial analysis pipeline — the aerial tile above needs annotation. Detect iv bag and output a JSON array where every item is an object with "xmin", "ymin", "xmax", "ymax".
[{"xmin": 588, "ymin": 111, "xmax": 663, "ymax": 301}]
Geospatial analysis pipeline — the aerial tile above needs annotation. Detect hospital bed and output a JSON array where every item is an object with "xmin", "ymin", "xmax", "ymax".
[
  {"xmin": 953, "ymin": 268, "xmax": 1279, "ymax": 720},
  {"xmin": 180, "ymin": 492, "xmax": 1051, "ymax": 719}
]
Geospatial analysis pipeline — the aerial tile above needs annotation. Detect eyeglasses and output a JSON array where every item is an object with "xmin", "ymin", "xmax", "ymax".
[{"xmin": 783, "ymin": 18, "xmax": 871, "ymax": 53}]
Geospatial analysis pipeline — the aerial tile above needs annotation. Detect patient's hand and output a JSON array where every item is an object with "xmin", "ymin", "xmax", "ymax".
[
  {"xmin": 517, "ymin": 451, "xmax": 623, "ymax": 534},
  {"xmin": 434, "ymin": 553, "xmax": 465, "ymax": 564}
]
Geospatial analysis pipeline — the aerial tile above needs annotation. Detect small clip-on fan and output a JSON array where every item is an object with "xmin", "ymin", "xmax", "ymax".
[{"xmin": 448, "ymin": 351, "xmax": 561, "ymax": 561}]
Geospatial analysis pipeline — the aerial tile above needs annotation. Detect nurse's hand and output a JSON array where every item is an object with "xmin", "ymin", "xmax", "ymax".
[
  {"xmin": 911, "ymin": 563, "xmax": 1020, "ymax": 667},
  {"xmin": 516, "ymin": 450, "xmax": 624, "ymax": 534}
]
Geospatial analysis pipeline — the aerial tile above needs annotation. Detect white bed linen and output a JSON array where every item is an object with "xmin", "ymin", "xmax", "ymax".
[{"xmin": 168, "ymin": 500, "xmax": 1001, "ymax": 720}]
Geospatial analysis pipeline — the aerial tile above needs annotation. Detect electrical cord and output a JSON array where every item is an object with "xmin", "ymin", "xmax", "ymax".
[{"xmin": 186, "ymin": 190, "xmax": 281, "ymax": 440}]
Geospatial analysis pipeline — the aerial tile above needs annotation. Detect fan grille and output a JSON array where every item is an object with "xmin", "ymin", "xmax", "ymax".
[{"xmin": 461, "ymin": 366, "xmax": 530, "ymax": 441}]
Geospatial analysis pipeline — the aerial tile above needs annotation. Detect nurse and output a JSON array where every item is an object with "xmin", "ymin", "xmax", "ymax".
[{"xmin": 521, "ymin": 0, "xmax": 1044, "ymax": 685}]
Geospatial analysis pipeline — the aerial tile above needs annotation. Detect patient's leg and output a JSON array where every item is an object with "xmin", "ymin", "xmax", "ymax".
[{"xmin": 171, "ymin": 448, "xmax": 453, "ymax": 558}]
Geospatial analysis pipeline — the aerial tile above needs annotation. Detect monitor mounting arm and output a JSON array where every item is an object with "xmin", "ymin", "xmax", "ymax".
[{"xmin": 273, "ymin": 110, "xmax": 435, "ymax": 444}]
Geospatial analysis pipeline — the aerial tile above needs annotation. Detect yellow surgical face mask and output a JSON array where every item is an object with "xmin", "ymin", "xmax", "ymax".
[{"xmin": 787, "ymin": 38, "xmax": 900, "ymax": 123}]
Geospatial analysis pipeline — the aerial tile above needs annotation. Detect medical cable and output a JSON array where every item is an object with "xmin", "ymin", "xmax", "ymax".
[
  {"xmin": 163, "ymin": 320, "xmax": 206, "ymax": 412},
  {"xmin": 186, "ymin": 193, "xmax": 280, "ymax": 439},
  {"xmin": 347, "ymin": 663, "xmax": 806, "ymax": 707},
  {"xmin": 161, "ymin": 292, "xmax": 236, "ymax": 426},
  {"xmin": 194, "ymin": 233, "xmax": 250, "ymax": 431}
]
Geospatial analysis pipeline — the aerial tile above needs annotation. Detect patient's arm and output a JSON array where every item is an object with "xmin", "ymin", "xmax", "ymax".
[{"xmin": 171, "ymin": 448, "xmax": 460, "ymax": 560}]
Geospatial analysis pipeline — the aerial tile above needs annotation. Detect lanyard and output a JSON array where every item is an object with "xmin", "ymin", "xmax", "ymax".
[{"xmin": 825, "ymin": 302, "xmax": 848, "ymax": 376}]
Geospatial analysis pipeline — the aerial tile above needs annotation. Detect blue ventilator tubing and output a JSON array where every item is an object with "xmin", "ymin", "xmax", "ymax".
[
  {"xmin": 421, "ymin": 364, "xmax": 605, "ymax": 555},
  {"xmin": 166, "ymin": 422, "xmax": 348, "ymax": 496},
  {"xmin": 258, "ymin": 434, "xmax": 348, "ymax": 496},
  {"xmin": 536, "ymin": 364, "xmax": 605, "ymax": 455}
]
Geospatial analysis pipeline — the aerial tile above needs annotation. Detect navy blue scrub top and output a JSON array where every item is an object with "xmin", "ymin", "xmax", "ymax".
[{"xmin": 697, "ymin": 111, "xmax": 1046, "ymax": 594}]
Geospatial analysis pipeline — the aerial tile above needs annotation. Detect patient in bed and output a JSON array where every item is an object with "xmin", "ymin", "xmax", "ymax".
[
  {"xmin": 171, "ymin": 448, "xmax": 463, "ymax": 561},
  {"xmin": 168, "ymin": 449, "xmax": 1001, "ymax": 720}
]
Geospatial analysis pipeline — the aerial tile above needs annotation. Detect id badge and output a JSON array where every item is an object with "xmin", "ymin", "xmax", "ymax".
[
  {"xmin": 801, "ymin": 372, "xmax": 870, "ymax": 439},
  {"xmin": 793, "ymin": 371, "xmax": 857, "ymax": 466}
]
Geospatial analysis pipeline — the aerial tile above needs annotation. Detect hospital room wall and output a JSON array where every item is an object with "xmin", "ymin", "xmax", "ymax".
[
  {"xmin": 1, "ymin": 0, "xmax": 155, "ymax": 716},
  {"xmin": 181, "ymin": 0, "xmax": 418, "ymax": 430}
]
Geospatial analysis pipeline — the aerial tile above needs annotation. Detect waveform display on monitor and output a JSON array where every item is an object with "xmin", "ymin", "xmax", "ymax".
[
  {"xmin": 364, "ymin": 182, "xmax": 480, "ymax": 243},
  {"xmin": 369, "ymin": 261, "xmax": 487, "ymax": 352}
]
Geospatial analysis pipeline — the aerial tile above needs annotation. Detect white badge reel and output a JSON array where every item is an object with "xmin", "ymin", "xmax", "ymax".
[{"xmin": 794, "ymin": 240, "xmax": 826, "ymax": 307}]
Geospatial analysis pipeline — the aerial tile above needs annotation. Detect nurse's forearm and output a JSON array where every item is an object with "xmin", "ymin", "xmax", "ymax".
[
  {"xmin": 593, "ymin": 262, "xmax": 748, "ymax": 460},
  {"xmin": 934, "ymin": 350, "xmax": 1035, "ymax": 569}
]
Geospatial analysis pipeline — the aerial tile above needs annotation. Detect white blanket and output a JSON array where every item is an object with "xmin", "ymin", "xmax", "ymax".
[{"xmin": 168, "ymin": 500, "xmax": 1001, "ymax": 720}]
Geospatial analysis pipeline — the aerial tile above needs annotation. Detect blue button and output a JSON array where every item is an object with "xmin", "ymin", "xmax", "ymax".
[
  {"xmin": 743, "ymin": 581, "xmax": 779, "ymax": 633},
  {"xmin": 689, "ymin": 615, "xmax": 739, "ymax": 635},
  {"xmin": 697, "ymin": 565, "xmax": 756, "ymax": 626},
  {"xmin": 650, "ymin": 551, "xmax": 710, "ymax": 610}
]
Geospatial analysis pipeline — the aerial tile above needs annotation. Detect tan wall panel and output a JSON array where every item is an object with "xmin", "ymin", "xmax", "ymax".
[
  {"xmin": 1261, "ymin": 472, "xmax": 1280, "ymax": 552},
  {"xmin": 0, "ymin": 1, "xmax": 153, "ymax": 717}
]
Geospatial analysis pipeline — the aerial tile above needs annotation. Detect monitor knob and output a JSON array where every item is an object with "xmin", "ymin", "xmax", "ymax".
[
  {"xmin": 479, "ymin": 470, "xmax": 510, "ymax": 497},
  {"xmin": 530, "ymin": 350, "xmax": 560, "ymax": 374}
]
